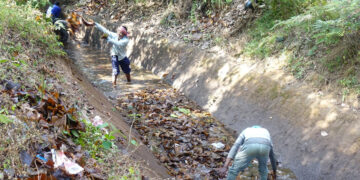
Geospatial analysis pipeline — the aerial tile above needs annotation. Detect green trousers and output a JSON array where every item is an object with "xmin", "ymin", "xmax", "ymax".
[{"xmin": 227, "ymin": 143, "xmax": 270, "ymax": 180}]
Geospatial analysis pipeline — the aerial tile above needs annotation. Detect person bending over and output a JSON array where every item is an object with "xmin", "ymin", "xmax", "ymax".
[{"xmin": 218, "ymin": 125, "xmax": 277, "ymax": 180}]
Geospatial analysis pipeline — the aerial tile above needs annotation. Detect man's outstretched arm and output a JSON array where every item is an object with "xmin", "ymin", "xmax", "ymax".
[{"xmin": 94, "ymin": 23, "xmax": 117, "ymax": 38}]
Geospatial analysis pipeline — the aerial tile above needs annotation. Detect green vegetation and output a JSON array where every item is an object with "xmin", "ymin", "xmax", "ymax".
[
  {"xmin": 0, "ymin": 1, "xmax": 142, "ymax": 177},
  {"xmin": 288, "ymin": 56, "xmax": 306, "ymax": 79},
  {"xmin": 244, "ymin": 0, "xmax": 360, "ymax": 95},
  {"xmin": 0, "ymin": 120, "xmax": 43, "ymax": 175},
  {"xmin": 246, "ymin": 0, "xmax": 360, "ymax": 58},
  {"xmin": 74, "ymin": 121, "xmax": 121, "ymax": 159},
  {"xmin": 190, "ymin": 1, "xmax": 197, "ymax": 23},
  {"xmin": 0, "ymin": 0, "xmax": 64, "ymax": 57},
  {"xmin": 244, "ymin": 11, "xmax": 278, "ymax": 58},
  {"xmin": 15, "ymin": 0, "xmax": 50, "ymax": 9},
  {"xmin": 266, "ymin": 0, "xmax": 327, "ymax": 19},
  {"xmin": 72, "ymin": 119, "xmax": 141, "ymax": 179},
  {"xmin": 0, "ymin": 114, "xmax": 13, "ymax": 124},
  {"xmin": 160, "ymin": 12, "xmax": 177, "ymax": 26},
  {"xmin": 202, "ymin": 0, "xmax": 233, "ymax": 10}
]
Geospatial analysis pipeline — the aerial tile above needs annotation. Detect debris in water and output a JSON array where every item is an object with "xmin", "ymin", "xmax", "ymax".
[
  {"xmin": 118, "ymin": 88, "xmax": 234, "ymax": 178},
  {"xmin": 321, "ymin": 130, "xmax": 328, "ymax": 137},
  {"xmin": 211, "ymin": 142, "xmax": 225, "ymax": 150}
]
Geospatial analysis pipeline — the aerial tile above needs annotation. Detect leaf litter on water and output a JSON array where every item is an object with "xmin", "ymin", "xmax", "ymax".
[{"xmin": 118, "ymin": 88, "xmax": 235, "ymax": 179}]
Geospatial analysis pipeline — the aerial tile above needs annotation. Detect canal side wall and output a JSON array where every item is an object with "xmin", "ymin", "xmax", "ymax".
[{"xmin": 81, "ymin": 23, "xmax": 360, "ymax": 179}]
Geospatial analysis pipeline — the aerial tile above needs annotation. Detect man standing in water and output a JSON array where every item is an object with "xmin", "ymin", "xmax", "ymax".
[
  {"xmin": 84, "ymin": 19, "xmax": 131, "ymax": 87},
  {"xmin": 218, "ymin": 125, "xmax": 277, "ymax": 180}
]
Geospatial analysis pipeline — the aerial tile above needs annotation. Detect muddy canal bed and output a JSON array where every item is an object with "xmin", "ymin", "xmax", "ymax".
[{"xmin": 66, "ymin": 43, "xmax": 296, "ymax": 179}]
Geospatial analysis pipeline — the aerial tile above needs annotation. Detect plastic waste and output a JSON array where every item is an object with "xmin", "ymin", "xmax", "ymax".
[
  {"xmin": 20, "ymin": 150, "xmax": 33, "ymax": 166},
  {"xmin": 64, "ymin": 161, "xmax": 84, "ymax": 175},
  {"xmin": 211, "ymin": 142, "xmax": 225, "ymax": 149},
  {"xmin": 36, "ymin": 155, "xmax": 48, "ymax": 162},
  {"xmin": 46, "ymin": 6, "xmax": 53, "ymax": 18},
  {"xmin": 52, "ymin": 149, "xmax": 84, "ymax": 174},
  {"xmin": 92, "ymin": 116, "xmax": 104, "ymax": 127}
]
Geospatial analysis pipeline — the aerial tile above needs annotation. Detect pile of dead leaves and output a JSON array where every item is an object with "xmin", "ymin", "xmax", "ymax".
[
  {"xmin": 117, "ymin": 88, "xmax": 235, "ymax": 179},
  {"xmin": 1, "ymin": 80, "xmax": 84, "ymax": 136},
  {"xmin": 0, "ymin": 81, "xmax": 104, "ymax": 179}
]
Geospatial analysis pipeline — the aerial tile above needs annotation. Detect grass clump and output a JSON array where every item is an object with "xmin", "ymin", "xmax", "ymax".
[
  {"xmin": 244, "ymin": 0, "xmax": 360, "ymax": 92},
  {"xmin": 74, "ymin": 120, "xmax": 115, "ymax": 160},
  {"xmin": 73, "ymin": 120, "xmax": 143, "ymax": 179},
  {"xmin": 245, "ymin": 0, "xmax": 360, "ymax": 57},
  {"xmin": 244, "ymin": 11, "xmax": 278, "ymax": 58},
  {"xmin": 274, "ymin": 0, "xmax": 360, "ymax": 46},
  {"xmin": 15, "ymin": 0, "xmax": 50, "ymax": 10},
  {"xmin": 0, "ymin": 117, "xmax": 43, "ymax": 176},
  {"xmin": 0, "ymin": 0, "xmax": 64, "ymax": 57},
  {"xmin": 246, "ymin": 0, "xmax": 360, "ymax": 58}
]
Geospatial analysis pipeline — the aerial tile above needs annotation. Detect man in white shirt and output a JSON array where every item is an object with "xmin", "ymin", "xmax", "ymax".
[
  {"xmin": 218, "ymin": 125, "xmax": 277, "ymax": 180},
  {"xmin": 85, "ymin": 20, "xmax": 131, "ymax": 86}
]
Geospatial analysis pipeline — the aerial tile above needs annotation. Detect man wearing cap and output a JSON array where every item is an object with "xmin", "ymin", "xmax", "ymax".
[
  {"xmin": 84, "ymin": 20, "xmax": 131, "ymax": 87},
  {"xmin": 218, "ymin": 125, "xmax": 277, "ymax": 180}
]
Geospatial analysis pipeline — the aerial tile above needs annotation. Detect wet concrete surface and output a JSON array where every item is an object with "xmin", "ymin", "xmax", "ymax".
[{"xmin": 65, "ymin": 42, "xmax": 296, "ymax": 179}]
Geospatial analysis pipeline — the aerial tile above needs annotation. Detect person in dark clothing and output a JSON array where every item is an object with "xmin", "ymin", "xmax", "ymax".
[
  {"xmin": 54, "ymin": 20, "xmax": 69, "ymax": 44},
  {"xmin": 51, "ymin": 2, "xmax": 61, "ymax": 23},
  {"xmin": 218, "ymin": 125, "xmax": 277, "ymax": 180}
]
